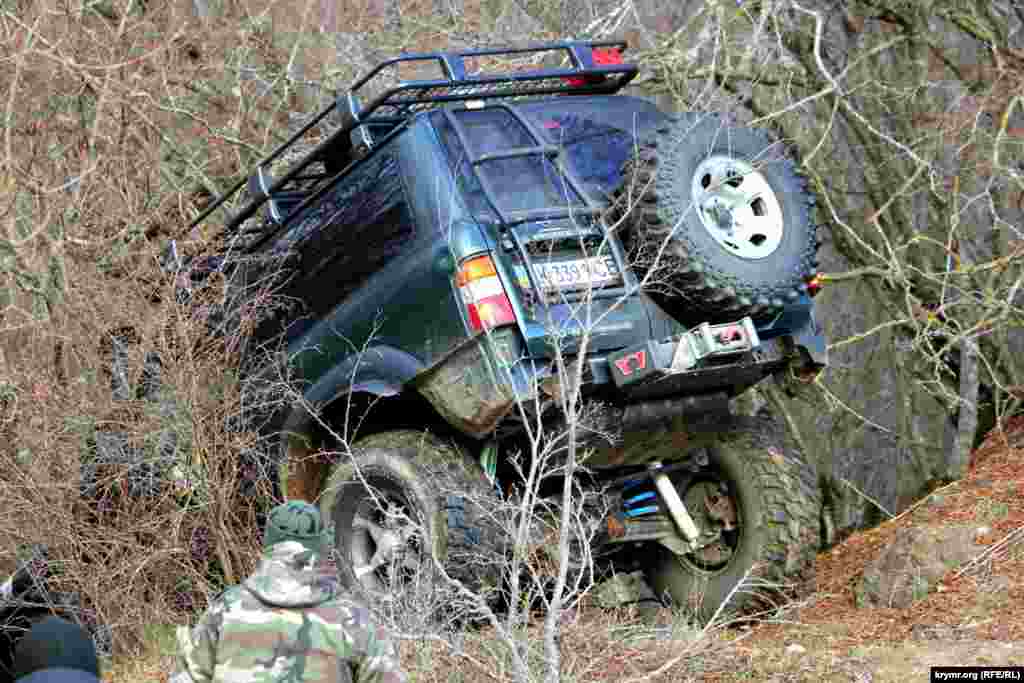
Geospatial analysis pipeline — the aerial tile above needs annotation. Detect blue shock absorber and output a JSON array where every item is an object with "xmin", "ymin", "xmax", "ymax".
[{"xmin": 621, "ymin": 480, "xmax": 660, "ymax": 517}]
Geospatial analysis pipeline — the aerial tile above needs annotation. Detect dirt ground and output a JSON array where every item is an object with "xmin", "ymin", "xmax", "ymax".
[
  {"xmin": 103, "ymin": 416, "xmax": 1024, "ymax": 683},
  {"xmin": 671, "ymin": 414, "xmax": 1024, "ymax": 682}
]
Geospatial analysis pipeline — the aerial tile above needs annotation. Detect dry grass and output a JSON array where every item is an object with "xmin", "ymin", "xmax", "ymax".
[
  {"xmin": 0, "ymin": 0, "xmax": 573, "ymax": 666},
  {"xmin": 0, "ymin": 0, "xmax": 315, "ymax": 655},
  {"xmin": 3, "ymin": 1, "xmax": 1023, "ymax": 681}
]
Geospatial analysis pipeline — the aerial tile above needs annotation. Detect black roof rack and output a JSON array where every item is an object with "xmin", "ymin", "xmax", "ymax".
[{"xmin": 188, "ymin": 40, "xmax": 639, "ymax": 244}]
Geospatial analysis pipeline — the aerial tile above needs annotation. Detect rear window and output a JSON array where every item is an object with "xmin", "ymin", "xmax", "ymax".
[
  {"xmin": 535, "ymin": 113, "xmax": 633, "ymax": 199},
  {"xmin": 431, "ymin": 108, "xmax": 583, "ymax": 220}
]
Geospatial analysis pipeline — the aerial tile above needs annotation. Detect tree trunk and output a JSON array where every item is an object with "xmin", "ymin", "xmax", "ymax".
[{"xmin": 949, "ymin": 338, "xmax": 980, "ymax": 479}]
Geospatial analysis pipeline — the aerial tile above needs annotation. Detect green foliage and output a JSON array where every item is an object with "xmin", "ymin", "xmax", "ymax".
[
  {"xmin": 910, "ymin": 574, "xmax": 930, "ymax": 602},
  {"xmin": 65, "ymin": 413, "xmax": 99, "ymax": 454}
]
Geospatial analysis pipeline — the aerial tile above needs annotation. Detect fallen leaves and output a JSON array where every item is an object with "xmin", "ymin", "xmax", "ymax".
[{"xmin": 741, "ymin": 415, "xmax": 1024, "ymax": 650}]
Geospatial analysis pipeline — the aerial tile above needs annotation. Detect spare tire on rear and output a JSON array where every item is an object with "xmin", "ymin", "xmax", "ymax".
[{"xmin": 612, "ymin": 113, "xmax": 819, "ymax": 324}]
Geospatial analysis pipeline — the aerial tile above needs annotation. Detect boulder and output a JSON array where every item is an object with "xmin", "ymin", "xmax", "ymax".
[
  {"xmin": 594, "ymin": 570, "xmax": 659, "ymax": 609},
  {"xmin": 857, "ymin": 526, "xmax": 983, "ymax": 608}
]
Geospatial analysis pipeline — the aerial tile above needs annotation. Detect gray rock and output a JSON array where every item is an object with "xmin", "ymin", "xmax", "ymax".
[
  {"xmin": 910, "ymin": 623, "xmax": 955, "ymax": 641},
  {"xmin": 858, "ymin": 526, "xmax": 983, "ymax": 608},
  {"xmin": 595, "ymin": 570, "xmax": 658, "ymax": 609},
  {"xmin": 979, "ymin": 574, "xmax": 1011, "ymax": 595}
]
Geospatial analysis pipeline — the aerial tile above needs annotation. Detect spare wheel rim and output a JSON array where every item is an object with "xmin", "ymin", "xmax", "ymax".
[{"xmin": 690, "ymin": 155, "xmax": 785, "ymax": 260}]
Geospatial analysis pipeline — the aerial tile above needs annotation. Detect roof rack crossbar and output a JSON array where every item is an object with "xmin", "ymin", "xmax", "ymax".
[{"xmin": 189, "ymin": 40, "xmax": 639, "ymax": 243}]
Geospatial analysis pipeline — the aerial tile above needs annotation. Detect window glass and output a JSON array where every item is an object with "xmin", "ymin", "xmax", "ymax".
[
  {"xmin": 536, "ymin": 113, "xmax": 633, "ymax": 199},
  {"xmin": 431, "ymin": 111, "xmax": 498, "ymax": 221},
  {"xmin": 258, "ymin": 151, "xmax": 415, "ymax": 336},
  {"xmin": 431, "ymin": 108, "xmax": 584, "ymax": 219},
  {"xmin": 476, "ymin": 155, "xmax": 581, "ymax": 213}
]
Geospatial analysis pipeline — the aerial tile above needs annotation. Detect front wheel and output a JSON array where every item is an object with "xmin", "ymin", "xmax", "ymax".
[
  {"xmin": 320, "ymin": 430, "xmax": 505, "ymax": 613},
  {"xmin": 645, "ymin": 414, "xmax": 820, "ymax": 624}
]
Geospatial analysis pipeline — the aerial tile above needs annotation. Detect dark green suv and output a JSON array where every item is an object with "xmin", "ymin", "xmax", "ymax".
[{"xmin": 188, "ymin": 40, "xmax": 828, "ymax": 621}]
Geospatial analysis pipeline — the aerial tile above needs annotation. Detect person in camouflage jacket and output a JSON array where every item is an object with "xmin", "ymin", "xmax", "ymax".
[{"xmin": 171, "ymin": 502, "xmax": 407, "ymax": 683}]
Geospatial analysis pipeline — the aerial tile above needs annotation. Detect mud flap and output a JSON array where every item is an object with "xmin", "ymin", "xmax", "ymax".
[
  {"xmin": 412, "ymin": 330, "xmax": 530, "ymax": 439},
  {"xmin": 790, "ymin": 307, "xmax": 828, "ymax": 369}
]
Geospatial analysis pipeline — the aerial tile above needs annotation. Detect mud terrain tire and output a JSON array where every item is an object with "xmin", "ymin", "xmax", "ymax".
[
  {"xmin": 645, "ymin": 414, "xmax": 820, "ymax": 623},
  {"xmin": 615, "ymin": 113, "xmax": 818, "ymax": 323},
  {"xmin": 322, "ymin": 430, "xmax": 505, "ymax": 605}
]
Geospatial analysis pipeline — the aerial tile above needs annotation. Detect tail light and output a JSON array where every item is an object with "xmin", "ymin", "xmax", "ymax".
[
  {"xmin": 806, "ymin": 273, "xmax": 824, "ymax": 297},
  {"xmin": 456, "ymin": 254, "xmax": 517, "ymax": 332},
  {"xmin": 563, "ymin": 47, "xmax": 624, "ymax": 87}
]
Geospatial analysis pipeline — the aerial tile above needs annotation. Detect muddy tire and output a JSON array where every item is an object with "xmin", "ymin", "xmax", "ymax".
[
  {"xmin": 320, "ymin": 430, "xmax": 505, "ymax": 608},
  {"xmin": 614, "ymin": 113, "xmax": 819, "ymax": 324},
  {"xmin": 644, "ymin": 414, "xmax": 820, "ymax": 624}
]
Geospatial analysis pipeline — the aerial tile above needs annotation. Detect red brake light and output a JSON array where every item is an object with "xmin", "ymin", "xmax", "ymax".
[{"xmin": 592, "ymin": 47, "xmax": 623, "ymax": 65}]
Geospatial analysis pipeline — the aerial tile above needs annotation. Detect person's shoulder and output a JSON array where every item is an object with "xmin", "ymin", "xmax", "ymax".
[
  {"xmin": 15, "ymin": 667, "xmax": 101, "ymax": 683},
  {"xmin": 198, "ymin": 583, "xmax": 258, "ymax": 626},
  {"xmin": 322, "ymin": 591, "xmax": 372, "ymax": 619}
]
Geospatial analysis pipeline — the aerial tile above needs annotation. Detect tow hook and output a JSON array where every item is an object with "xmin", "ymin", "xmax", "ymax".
[{"xmin": 649, "ymin": 461, "xmax": 703, "ymax": 551}]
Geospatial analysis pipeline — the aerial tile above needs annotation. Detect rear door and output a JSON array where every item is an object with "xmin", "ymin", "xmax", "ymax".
[{"xmin": 429, "ymin": 105, "xmax": 654, "ymax": 358}]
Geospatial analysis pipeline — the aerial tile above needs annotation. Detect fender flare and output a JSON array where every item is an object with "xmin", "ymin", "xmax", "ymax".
[
  {"xmin": 791, "ymin": 307, "xmax": 828, "ymax": 369},
  {"xmin": 272, "ymin": 348, "xmax": 423, "ymax": 501},
  {"xmin": 278, "ymin": 344, "xmax": 424, "ymax": 437}
]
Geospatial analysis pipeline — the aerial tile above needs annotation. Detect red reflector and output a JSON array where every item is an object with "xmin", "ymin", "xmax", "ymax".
[
  {"xmin": 806, "ymin": 274, "xmax": 823, "ymax": 297},
  {"xmin": 466, "ymin": 294, "xmax": 516, "ymax": 332},
  {"xmin": 562, "ymin": 47, "xmax": 624, "ymax": 87},
  {"xmin": 466, "ymin": 303, "xmax": 483, "ymax": 330},
  {"xmin": 592, "ymin": 47, "xmax": 623, "ymax": 65},
  {"xmin": 613, "ymin": 350, "xmax": 647, "ymax": 377}
]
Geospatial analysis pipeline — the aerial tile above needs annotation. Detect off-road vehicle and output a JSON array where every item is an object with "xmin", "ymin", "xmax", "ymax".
[{"xmin": 185, "ymin": 40, "xmax": 829, "ymax": 621}]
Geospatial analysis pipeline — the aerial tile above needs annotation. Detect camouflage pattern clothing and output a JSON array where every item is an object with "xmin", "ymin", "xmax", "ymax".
[{"xmin": 171, "ymin": 541, "xmax": 406, "ymax": 683}]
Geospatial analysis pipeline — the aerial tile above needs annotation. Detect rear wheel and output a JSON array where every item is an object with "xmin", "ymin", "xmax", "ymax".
[
  {"xmin": 644, "ymin": 414, "xmax": 820, "ymax": 623},
  {"xmin": 319, "ymin": 430, "xmax": 505, "ymax": 611}
]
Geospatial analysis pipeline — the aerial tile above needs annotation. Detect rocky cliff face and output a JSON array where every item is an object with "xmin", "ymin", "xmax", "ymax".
[{"xmin": 606, "ymin": 1, "xmax": 1024, "ymax": 540}]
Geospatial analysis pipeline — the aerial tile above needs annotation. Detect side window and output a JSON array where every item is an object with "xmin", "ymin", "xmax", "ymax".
[{"xmin": 278, "ymin": 151, "xmax": 416, "ymax": 322}]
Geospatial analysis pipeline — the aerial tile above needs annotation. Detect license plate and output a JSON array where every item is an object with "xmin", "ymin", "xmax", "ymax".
[{"xmin": 531, "ymin": 255, "xmax": 619, "ymax": 291}]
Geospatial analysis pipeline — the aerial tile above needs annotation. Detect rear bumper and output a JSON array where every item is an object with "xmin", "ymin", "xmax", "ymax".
[
  {"xmin": 606, "ymin": 339, "xmax": 790, "ymax": 402},
  {"xmin": 413, "ymin": 306, "xmax": 828, "ymax": 440},
  {"xmin": 597, "ymin": 308, "xmax": 827, "ymax": 401}
]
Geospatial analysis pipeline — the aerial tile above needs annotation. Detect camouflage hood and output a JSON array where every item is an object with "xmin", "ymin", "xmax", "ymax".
[{"xmin": 243, "ymin": 540, "xmax": 338, "ymax": 608}]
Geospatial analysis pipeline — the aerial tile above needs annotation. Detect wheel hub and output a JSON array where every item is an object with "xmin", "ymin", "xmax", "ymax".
[
  {"xmin": 683, "ymin": 479, "xmax": 739, "ymax": 568},
  {"xmin": 351, "ymin": 497, "xmax": 421, "ymax": 583},
  {"xmin": 691, "ymin": 155, "xmax": 784, "ymax": 260}
]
